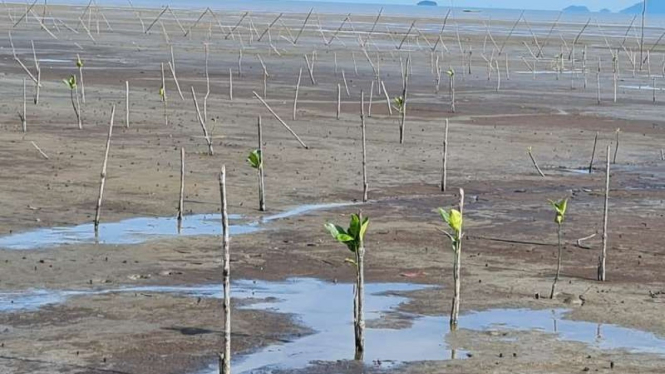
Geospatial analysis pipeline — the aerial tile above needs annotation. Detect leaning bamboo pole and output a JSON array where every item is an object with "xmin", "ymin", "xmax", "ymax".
[
  {"xmin": 125, "ymin": 81, "xmax": 130, "ymax": 128},
  {"xmin": 257, "ymin": 116, "xmax": 266, "ymax": 211},
  {"xmin": 191, "ymin": 87, "xmax": 214, "ymax": 155},
  {"xmin": 441, "ymin": 119, "xmax": 449, "ymax": 191},
  {"xmin": 94, "ymin": 105, "xmax": 115, "ymax": 234},
  {"xmin": 293, "ymin": 68, "xmax": 302, "ymax": 120},
  {"xmin": 360, "ymin": 91, "xmax": 368, "ymax": 202},
  {"xmin": 253, "ymin": 91, "xmax": 308, "ymax": 149}
]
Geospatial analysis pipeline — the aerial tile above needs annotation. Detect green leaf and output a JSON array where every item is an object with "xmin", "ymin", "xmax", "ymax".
[
  {"xmin": 448, "ymin": 209, "xmax": 463, "ymax": 233},
  {"xmin": 247, "ymin": 149, "xmax": 262, "ymax": 169},
  {"xmin": 159, "ymin": 86, "xmax": 165, "ymax": 99},
  {"xmin": 63, "ymin": 75, "xmax": 77, "ymax": 90},
  {"xmin": 446, "ymin": 68, "xmax": 455, "ymax": 76},
  {"xmin": 348, "ymin": 214, "xmax": 361, "ymax": 239},
  {"xmin": 438, "ymin": 208, "xmax": 450, "ymax": 224},
  {"xmin": 359, "ymin": 217, "xmax": 369, "ymax": 241},
  {"xmin": 335, "ymin": 233, "xmax": 354, "ymax": 243},
  {"xmin": 76, "ymin": 56, "xmax": 83, "ymax": 68},
  {"xmin": 325, "ymin": 223, "xmax": 346, "ymax": 239},
  {"xmin": 548, "ymin": 198, "xmax": 568, "ymax": 225}
]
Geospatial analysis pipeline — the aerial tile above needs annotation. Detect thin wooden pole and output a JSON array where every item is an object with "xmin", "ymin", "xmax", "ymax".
[
  {"xmin": 177, "ymin": 147, "xmax": 185, "ymax": 232},
  {"xmin": 441, "ymin": 119, "xmax": 449, "ymax": 191},
  {"xmin": 253, "ymin": 91, "xmax": 308, "ymax": 149},
  {"xmin": 161, "ymin": 62, "xmax": 168, "ymax": 126},
  {"xmin": 191, "ymin": 86, "xmax": 214, "ymax": 155},
  {"xmin": 219, "ymin": 165, "xmax": 231, "ymax": 374},
  {"xmin": 204, "ymin": 43, "xmax": 210, "ymax": 122},
  {"xmin": 381, "ymin": 81, "xmax": 392, "ymax": 116},
  {"xmin": 598, "ymin": 145, "xmax": 610, "ymax": 281},
  {"xmin": 293, "ymin": 68, "xmax": 302, "ymax": 120},
  {"xmin": 94, "ymin": 105, "xmax": 115, "ymax": 235},
  {"xmin": 612, "ymin": 129, "xmax": 620, "ymax": 164},
  {"xmin": 21, "ymin": 78, "xmax": 26, "ymax": 133},
  {"xmin": 228, "ymin": 68, "xmax": 233, "ymax": 101},
  {"xmin": 342, "ymin": 69, "xmax": 350, "ymax": 96},
  {"xmin": 588, "ymin": 132, "xmax": 598, "ymax": 174},
  {"xmin": 257, "ymin": 116, "xmax": 266, "ymax": 211},
  {"xmin": 336, "ymin": 84, "xmax": 341, "ymax": 120},
  {"xmin": 368, "ymin": 81, "xmax": 374, "ymax": 117},
  {"xmin": 361, "ymin": 91, "xmax": 368, "ymax": 202},
  {"xmin": 527, "ymin": 147, "xmax": 546, "ymax": 177},
  {"xmin": 168, "ymin": 52, "xmax": 184, "ymax": 100},
  {"xmin": 304, "ymin": 54, "xmax": 316, "ymax": 85},
  {"xmin": 77, "ymin": 53, "xmax": 85, "ymax": 104},
  {"xmin": 125, "ymin": 81, "xmax": 130, "ymax": 128},
  {"xmin": 31, "ymin": 141, "xmax": 48, "ymax": 159}
]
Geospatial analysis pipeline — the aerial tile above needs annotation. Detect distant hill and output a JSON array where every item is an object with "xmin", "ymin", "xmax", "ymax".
[
  {"xmin": 621, "ymin": 1, "xmax": 665, "ymax": 14},
  {"xmin": 599, "ymin": 9, "xmax": 612, "ymax": 14},
  {"xmin": 563, "ymin": 5, "xmax": 590, "ymax": 13},
  {"xmin": 417, "ymin": 0, "xmax": 437, "ymax": 5}
]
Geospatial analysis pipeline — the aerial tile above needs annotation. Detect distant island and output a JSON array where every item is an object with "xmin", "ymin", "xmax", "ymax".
[
  {"xmin": 417, "ymin": 0, "xmax": 437, "ymax": 6},
  {"xmin": 562, "ymin": 5, "xmax": 590, "ymax": 13},
  {"xmin": 622, "ymin": 1, "xmax": 665, "ymax": 14}
]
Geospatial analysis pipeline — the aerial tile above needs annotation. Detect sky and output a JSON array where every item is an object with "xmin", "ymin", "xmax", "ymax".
[{"xmin": 299, "ymin": 0, "xmax": 640, "ymax": 12}]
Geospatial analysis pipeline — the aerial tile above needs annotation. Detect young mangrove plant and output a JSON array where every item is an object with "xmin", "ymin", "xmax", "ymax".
[
  {"xmin": 439, "ymin": 188, "xmax": 464, "ymax": 329},
  {"xmin": 247, "ymin": 146, "xmax": 265, "ymax": 211},
  {"xmin": 63, "ymin": 75, "xmax": 82, "ymax": 129},
  {"xmin": 325, "ymin": 213, "xmax": 370, "ymax": 360},
  {"xmin": 549, "ymin": 197, "xmax": 568, "ymax": 299}
]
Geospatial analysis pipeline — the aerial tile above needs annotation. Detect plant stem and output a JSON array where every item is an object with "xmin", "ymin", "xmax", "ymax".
[
  {"xmin": 550, "ymin": 224, "xmax": 563, "ymax": 299},
  {"xmin": 354, "ymin": 212, "xmax": 365, "ymax": 360},
  {"xmin": 450, "ymin": 188, "xmax": 464, "ymax": 329},
  {"xmin": 258, "ymin": 116, "xmax": 266, "ymax": 211}
]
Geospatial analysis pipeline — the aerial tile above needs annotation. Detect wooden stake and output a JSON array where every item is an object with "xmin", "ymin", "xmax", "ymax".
[
  {"xmin": 30, "ymin": 141, "xmax": 48, "ymax": 159},
  {"xmin": 21, "ymin": 78, "xmax": 26, "ymax": 133},
  {"xmin": 125, "ymin": 81, "xmax": 130, "ymax": 128},
  {"xmin": 598, "ymin": 145, "xmax": 610, "ymax": 281},
  {"xmin": 177, "ymin": 147, "xmax": 184, "ymax": 232},
  {"xmin": 293, "ymin": 68, "xmax": 302, "ymax": 120},
  {"xmin": 257, "ymin": 116, "xmax": 266, "ymax": 211},
  {"xmin": 219, "ymin": 165, "xmax": 231, "ymax": 374},
  {"xmin": 161, "ymin": 62, "xmax": 168, "ymax": 126},
  {"xmin": 354, "ymin": 211, "xmax": 366, "ymax": 360},
  {"xmin": 228, "ymin": 68, "xmax": 233, "ymax": 101},
  {"xmin": 381, "ymin": 81, "xmax": 392, "ymax": 116},
  {"xmin": 167, "ymin": 60, "xmax": 184, "ymax": 101},
  {"xmin": 253, "ymin": 91, "xmax": 308, "ymax": 149},
  {"xmin": 368, "ymin": 81, "xmax": 374, "ymax": 117},
  {"xmin": 588, "ymin": 132, "xmax": 598, "ymax": 174},
  {"xmin": 336, "ymin": 84, "xmax": 341, "ymax": 120},
  {"xmin": 204, "ymin": 43, "xmax": 210, "ymax": 122},
  {"xmin": 304, "ymin": 54, "xmax": 316, "ymax": 85},
  {"xmin": 612, "ymin": 129, "xmax": 620, "ymax": 164},
  {"xmin": 441, "ymin": 119, "xmax": 449, "ymax": 192},
  {"xmin": 191, "ymin": 86, "xmax": 214, "ymax": 156},
  {"xmin": 94, "ymin": 105, "xmax": 115, "ymax": 235},
  {"xmin": 361, "ymin": 91, "xmax": 368, "ymax": 202},
  {"xmin": 527, "ymin": 147, "xmax": 546, "ymax": 177}
]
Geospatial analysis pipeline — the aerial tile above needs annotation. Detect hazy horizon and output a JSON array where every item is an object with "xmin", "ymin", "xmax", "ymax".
[{"xmin": 287, "ymin": 0, "xmax": 640, "ymax": 12}]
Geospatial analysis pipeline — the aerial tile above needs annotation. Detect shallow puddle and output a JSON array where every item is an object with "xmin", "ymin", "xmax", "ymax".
[
  {"xmin": 1, "ymin": 278, "xmax": 665, "ymax": 372},
  {"xmin": 0, "ymin": 202, "xmax": 354, "ymax": 250}
]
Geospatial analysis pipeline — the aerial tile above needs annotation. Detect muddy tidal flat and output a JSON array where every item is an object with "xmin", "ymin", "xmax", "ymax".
[{"xmin": 0, "ymin": 2, "xmax": 665, "ymax": 374}]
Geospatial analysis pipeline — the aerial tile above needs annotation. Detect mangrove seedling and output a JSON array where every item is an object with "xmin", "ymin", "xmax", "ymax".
[
  {"xmin": 325, "ymin": 213, "xmax": 369, "ymax": 360},
  {"xmin": 63, "ymin": 75, "xmax": 82, "ymax": 129},
  {"xmin": 549, "ymin": 197, "xmax": 568, "ymax": 299},
  {"xmin": 247, "ymin": 147, "xmax": 265, "ymax": 211},
  {"xmin": 439, "ymin": 188, "xmax": 465, "ymax": 329}
]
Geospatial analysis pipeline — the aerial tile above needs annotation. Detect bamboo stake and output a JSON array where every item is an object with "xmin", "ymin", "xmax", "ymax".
[
  {"xmin": 294, "ymin": 8, "xmax": 313, "ymax": 44},
  {"xmin": 368, "ymin": 81, "xmax": 374, "ymax": 117},
  {"xmin": 612, "ymin": 129, "xmax": 620, "ymax": 164},
  {"xmin": 125, "ymin": 81, "xmax": 130, "ymax": 128},
  {"xmin": 442, "ymin": 119, "xmax": 449, "ymax": 191},
  {"xmin": 177, "ymin": 147, "xmax": 184, "ymax": 232},
  {"xmin": 381, "ymin": 81, "xmax": 392, "ymax": 116},
  {"xmin": 238, "ymin": 49, "xmax": 243, "ymax": 76},
  {"xmin": 94, "ymin": 105, "xmax": 115, "ymax": 235},
  {"xmin": 253, "ymin": 91, "xmax": 308, "ymax": 149},
  {"xmin": 450, "ymin": 188, "xmax": 464, "ymax": 329},
  {"xmin": 257, "ymin": 116, "xmax": 266, "ymax": 211},
  {"xmin": 257, "ymin": 12, "xmax": 282, "ymax": 42},
  {"xmin": 336, "ymin": 84, "xmax": 341, "ymax": 120},
  {"xmin": 30, "ymin": 141, "xmax": 48, "ymax": 159},
  {"xmin": 293, "ymin": 67, "xmax": 302, "ymax": 120},
  {"xmin": 354, "ymin": 210, "xmax": 366, "ymax": 360},
  {"xmin": 598, "ymin": 145, "xmax": 610, "ymax": 281},
  {"xmin": 144, "ymin": 5, "xmax": 168, "ymax": 33},
  {"xmin": 399, "ymin": 57, "xmax": 409, "ymax": 143},
  {"xmin": 640, "ymin": 0, "xmax": 646, "ymax": 70},
  {"xmin": 352, "ymin": 52, "xmax": 358, "ymax": 76},
  {"xmin": 304, "ymin": 54, "xmax": 316, "ymax": 85},
  {"xmin": 588, "ymin": 132, "xmax": 598, "ymax": 174},
  {"xmin": 20, "ymin": 78, "xmax": 26, "ymax": 133},
  {"xmin": 204, "ymin": 43, "xmax": 210, "ymax": 122},
  {"xmin": 229, "ymin": 68, "xmax": 233, "ymax": 101},
  {"xmin": 191, "ymin": 87, "xmax": 214, "ymax": 156},
  {"xmin": 360, "ymin": 91, "xmax": 368, "ymax": 202},
  {"xmin": 342, "ymin": 69, "xmax": 350, "ymax": 97},
  {"xmin": 11, "ymin": 0, "xmax": 37, "ymax": 28},
  {"xmin": 219, "ymin": 165, "xmax": 231, "ymax": 374},
  {"xmin": 161, "ymin": 62, "xmax": 168, "ymax": 126},
  {"xmin": 397, "ymin": 20, "xmax": 416, "ymax": 50},
  {"xmin": 168, "ymin": 51, "xmax": 184, "ymax": 100},
  {"xmin": 527, "ymin": 147, "xmax": 545, "ymax": 177}
]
